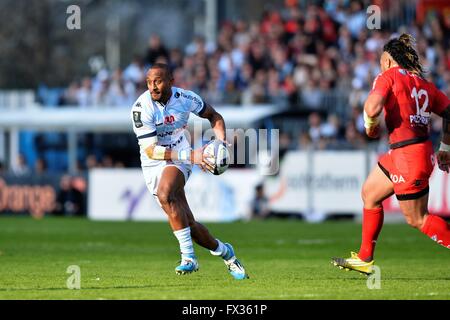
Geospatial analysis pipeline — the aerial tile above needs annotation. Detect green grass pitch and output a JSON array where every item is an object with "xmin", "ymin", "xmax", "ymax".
[{"xmin": 0, "ymin": 217, "xmax": 449, "ymax": 300}]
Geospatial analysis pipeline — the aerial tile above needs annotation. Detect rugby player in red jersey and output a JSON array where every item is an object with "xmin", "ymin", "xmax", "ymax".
[{"xmin": 332, "ymin": 34, "xmax": 450, "ymax": 274}]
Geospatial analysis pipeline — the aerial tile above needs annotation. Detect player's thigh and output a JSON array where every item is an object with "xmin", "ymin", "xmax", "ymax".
[
  {"xmin": 398, "ymin": 193, "xmax": 429, "ymax": 229},
  {"xmin": 157, "ymin": 165, "xmax": 186, "ymax": 200},
  {"xmin": 361, "ymin": 164, "xmax": 394, "ymax": 208}
]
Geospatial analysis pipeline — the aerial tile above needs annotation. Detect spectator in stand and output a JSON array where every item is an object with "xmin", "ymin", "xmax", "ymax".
[
  {"xmin": 54, "ymin": 175, "xmax": 75, "ymax": 216},
  {"xmin": 123, "ymin": 55, "xmax": 146, "ymax": 85},
  {"xmin": 50, "ymin": 0, "xmax": 449, "ymax": 157},
  {"xmin": 62, "ymin": 81, "xmax": 80, "ymax": 105},
  {"xmin": 250, "ymin": 184, "xmax": 271, "ymax": 220},
  {"xmin": 107, "ymin": 69, "xmax": 135, "ymax": 107},
  {"xmin": 86, "ymin": 154, "xmax": 99, "ymax": 170},
  {"xmin": 76, "ymin": 77, "xmax": 94, "ymax": 107},
  {"xmin": 54, "ymin": 175, "xmax": 86, "ymax": 216},
  {"xmin": 307, "ymin": 112, "xmax": 322, "ymax": 144},
  {"xmin": 144, "ymin": 34, "xmax": 169, "ymax": 66},
  {"xmin": 34, "ymin": 158, "xmax": 47, "ymax": 175},
  {"xmin": 11, "ymin": 154, "xmax": 30, "ymax": 177},
  {"xmin": 101, "ymin": 155, "xmax": 114, "ymax": 168}
]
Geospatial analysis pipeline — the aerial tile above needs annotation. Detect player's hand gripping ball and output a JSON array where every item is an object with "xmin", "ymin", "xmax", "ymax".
[{"xmin": 202, "ymin": 140, "xmax": 230, "ymax": 175}]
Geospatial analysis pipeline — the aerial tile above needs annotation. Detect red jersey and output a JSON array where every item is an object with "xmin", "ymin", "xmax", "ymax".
[{"xmin": 370, "ymin": 66, "xmax": 450, "ymax": 148}]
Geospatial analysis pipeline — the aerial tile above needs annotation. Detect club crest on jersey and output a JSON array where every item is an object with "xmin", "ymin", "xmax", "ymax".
[
  {"xmin": 164, "ymin": 115, "xmax": 175, "ymax": 125},
  {"xmin": 133, "ymin": 111, "xmax": 143, "ymax": 128}
]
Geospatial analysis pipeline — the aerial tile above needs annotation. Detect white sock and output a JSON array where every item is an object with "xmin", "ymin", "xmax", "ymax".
[
  {"xmin": 210, "ymin": 239, "xmax": 229, "ymax": 258},
  {"xmin": 173, "ymin": 227, "xmax": 195, "ymax": 259}
]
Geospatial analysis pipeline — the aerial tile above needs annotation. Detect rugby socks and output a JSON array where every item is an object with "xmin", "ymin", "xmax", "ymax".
[
  {"xmin": 173, "ymin": 227, "xmax": 195, "ymax": 259},
  {"xmin": 210, "ymin": 239, "xmax": 230, "ymax": 259},
  {"xmin": 421, "ymin": 214, "xmax": 450, "ymax": 249},
  {"xmin": 358, "ymin": 207, "xmax": 384, "ymax": 262}
]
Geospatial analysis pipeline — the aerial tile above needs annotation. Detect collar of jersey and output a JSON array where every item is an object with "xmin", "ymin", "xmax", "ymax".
[{"xmin": 154, "ymin": 90, "xmax": 174, "ymax": 108}]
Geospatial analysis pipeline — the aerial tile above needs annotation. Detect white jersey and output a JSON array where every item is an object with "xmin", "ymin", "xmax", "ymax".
[{"xmin": 131, "ymin": 87, "xmax": 206, "ymax": 167}]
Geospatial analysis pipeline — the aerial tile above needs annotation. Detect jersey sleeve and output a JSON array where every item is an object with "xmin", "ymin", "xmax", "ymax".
[
  {"xmin": 370, "ymin": 72, "xmax": 393, "ymax": 99},
  {"xmin": 187, "ymin": 90, "xmax": 207, "ymax": 116},
  {"xmin": 430, "ymin": 85, "xmax": 450, "ymax": 115},
  {"xmin": 130, "ymin": 100, "xmax": 156, "ymax": 141}
]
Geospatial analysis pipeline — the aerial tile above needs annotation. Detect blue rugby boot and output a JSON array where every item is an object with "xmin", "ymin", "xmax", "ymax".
[
  {"xmin": 223, "ymin": 243, "xmax": 249, "ymax": 280},
  {"xmin": 175, "ymin": 255, "xmax": 199, "ymax": 275}
]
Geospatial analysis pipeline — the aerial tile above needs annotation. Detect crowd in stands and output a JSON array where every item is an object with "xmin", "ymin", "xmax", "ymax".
[{"xmin": 14, "ymin": 0, "xmax": 450, "ymax": 171}]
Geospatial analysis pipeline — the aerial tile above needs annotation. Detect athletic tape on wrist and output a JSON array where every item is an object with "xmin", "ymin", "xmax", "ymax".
[
  {"xmin": 153, "ymin": 146, "xmax": 166, "ymax": 160},
  {"xmin": 178, "ymin": 149, "xmax": 191, "ymax": 162},
  {"xmin": 363, "ymin": 110, "xmax": 380, "ymax": 129}
]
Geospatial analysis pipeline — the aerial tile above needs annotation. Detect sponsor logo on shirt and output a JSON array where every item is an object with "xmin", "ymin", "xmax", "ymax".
[
  {"xmin": 409, "ymin": 114, "xmax": 430, "ymax": 126},
  {"xmin": 390, "ymin": 174, "xmax": 405, "ymax": 183},
  {"xmin": 158, "ymin": 131, "xmax": 175, "ymax": 138},
  {"xmin": 180, "ymin": 92, "xmax": 202, "ymax": 108},
  {"xmin": 161, "ymin": 136, "xmax": 183, "ymax": 148}
]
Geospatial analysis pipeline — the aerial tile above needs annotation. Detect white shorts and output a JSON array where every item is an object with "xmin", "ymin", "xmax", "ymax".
[{"xmin": 142, "ymin": 162, "xmax": 192, "ymax": 197}]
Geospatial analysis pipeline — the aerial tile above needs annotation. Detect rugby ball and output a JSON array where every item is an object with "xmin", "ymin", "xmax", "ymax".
[{"xmin": 203, "ymin": 140, "xmax": 230, "ymax": 175}]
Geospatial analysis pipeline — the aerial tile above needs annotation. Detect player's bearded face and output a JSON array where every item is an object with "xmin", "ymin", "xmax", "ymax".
[{"xmin": 147, "ymin": 69, "xmax": 172, "ymax": 102}]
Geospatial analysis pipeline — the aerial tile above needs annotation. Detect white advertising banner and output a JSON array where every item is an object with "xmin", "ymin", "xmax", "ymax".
[
  {"xmin": 264, "ymin": 152, "xmax": 309, "ymax": 212},
  {"xmin": 312, "ymin": 151, "xmax": 367, "ymax": 212},
  {"xmin": 265, "ymin": 151, "xmax": 373, "ymax": 215},
  {"xmin": 88, "ymin": 168, "xmax": 262, "ymax": 222}
]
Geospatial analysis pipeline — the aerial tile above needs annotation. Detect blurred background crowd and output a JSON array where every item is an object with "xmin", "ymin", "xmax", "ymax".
[
  {"xmin": 1, "ymin": 0, "xmax": 449, "ymax": 176},
  {"xmin": 0, "ymin": 0, "xmax": 450, "ymax": 218}
]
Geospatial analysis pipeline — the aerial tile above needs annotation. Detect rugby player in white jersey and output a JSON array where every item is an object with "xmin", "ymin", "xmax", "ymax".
[{"xmin": 131, "ymin": 63, "xmax": 248, "ymax": 279}]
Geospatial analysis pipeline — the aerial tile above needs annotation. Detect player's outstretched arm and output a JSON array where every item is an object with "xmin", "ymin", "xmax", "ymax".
[
  {"xmin": 363, "ymin": 93, "xmax": 385, "ymax": 139},
  {"xmin": 140, "ymin": 138, "xmax": 214, "ymax": 171},
  {"xmin": 141, "ymin": 141, "xmax": 182, "ymax": 162},
  {"xmin": 198, "ymin": 103, "xmax": 226, "ymax": 142},
  {"xmin": 437, "ymin": 104, "xmax": 450, "ymax": 172}
]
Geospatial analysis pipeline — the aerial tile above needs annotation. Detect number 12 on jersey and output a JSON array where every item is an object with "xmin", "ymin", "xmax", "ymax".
[{"xmin": 410, "ymin": 87, "xmax": 430, "ymax": 125}]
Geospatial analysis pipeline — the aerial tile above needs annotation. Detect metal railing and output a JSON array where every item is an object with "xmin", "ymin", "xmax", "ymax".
[{"xmin": 0, "ymin": 90, "xmax": 37, "ymax": 109}]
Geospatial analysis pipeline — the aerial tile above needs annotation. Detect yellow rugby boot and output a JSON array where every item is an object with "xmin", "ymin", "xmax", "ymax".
[{"xmin": 331, "ymin": 252, "xmax": 374, "ymax": 275}]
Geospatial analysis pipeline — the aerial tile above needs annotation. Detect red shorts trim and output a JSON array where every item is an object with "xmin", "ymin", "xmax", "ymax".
[{"xmin": 378, "ymin": 141, "xmax": 435, "ymax": 200}]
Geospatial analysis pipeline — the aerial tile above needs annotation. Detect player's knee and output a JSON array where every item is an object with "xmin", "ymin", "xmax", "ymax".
[
  {"xmin": 361, "ymin": 186, "xmax": 376, "ymax": 208},
  {"xmin": 405, "ymin": 215, "xmax": 425, "ymax": 229},
  {"xmin": 157, "ymin": 185, "xmax": 173, "ymax": 207},
  {"xmin": 361, "ymin": 188, "xmax": 368, "ymax": 203}
]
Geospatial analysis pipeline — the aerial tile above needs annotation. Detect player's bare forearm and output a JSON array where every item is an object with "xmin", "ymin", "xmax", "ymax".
[
  {"xmin": 436, "ymin": 105, "xmax": 450, "ymax": 172},
  {"xmin": 364, "ymin": 93, "xmax": 384, "ymax": 118},
  {"xmin": 144, "ymin": 144, "xmax": 204, "ymax": 165},
  {"xmin": 199, "ymin": 103, "xmax": 226, "ymax": 141},
  {"xmin": 210, "ymin": 113, "xmax": 226, "ymax": 141},
  {"xmin": 364, "ymin": 93, "xmax": 385, "ymax": 138},
  {"xmin": 143, "ymin": 145, "xmax": 186, "ymax": 161},
  {"xmin": 439, "ymin": 105, "xmax": 450, "ymax": 145}
]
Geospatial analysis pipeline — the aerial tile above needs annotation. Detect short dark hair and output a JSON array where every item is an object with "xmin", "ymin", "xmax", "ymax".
[
  {"xmin": 149, "ymin": 63, "xmax": 173, "ymax": 80},
  {"xmin": 383, "ymin": 33, "xmax": 424, "ymax": 77}
]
